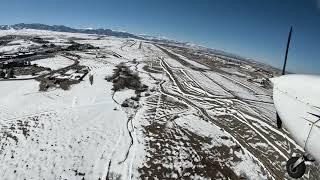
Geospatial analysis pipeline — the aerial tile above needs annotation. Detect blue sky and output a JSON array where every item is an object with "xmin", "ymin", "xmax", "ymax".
[{"xmin": 0, "ymin": 0, "xmax": 319, "ymax": 74}]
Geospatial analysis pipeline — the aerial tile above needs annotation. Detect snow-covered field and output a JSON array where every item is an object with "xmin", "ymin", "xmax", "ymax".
[
  {"xmin": 0, "ymin": 29, "xmax": 319, "ymax": 179},
  {"xmin": 0, "ymin": 58, "xmax": 132, "ymax": 180},
  {"xmin": 0, "ymin": 39, "xmax": 39, "ymax": 53},
  {"xmin": 32, "ymin": 55, "xmax": 74, "ymax": 70}
]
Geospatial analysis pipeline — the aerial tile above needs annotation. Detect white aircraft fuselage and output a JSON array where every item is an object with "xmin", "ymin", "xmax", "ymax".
[{"xmin": 271, "ymin": 74, "xmax": 320, "ymax": 162}]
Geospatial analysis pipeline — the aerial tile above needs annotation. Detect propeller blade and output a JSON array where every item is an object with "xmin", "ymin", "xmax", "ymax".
[{"xmin": 282, "ymin": 26, "xmax": 293, "ymax": 75}]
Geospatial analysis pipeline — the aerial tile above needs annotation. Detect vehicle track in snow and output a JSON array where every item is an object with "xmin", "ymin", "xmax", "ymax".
[
  {"xmin": 154, "ymin": 45, "xmax": 320, "ymax": 179},
  {"xmin": 161, "ymin": 58, "xmax": 288, "ymax": 176}
]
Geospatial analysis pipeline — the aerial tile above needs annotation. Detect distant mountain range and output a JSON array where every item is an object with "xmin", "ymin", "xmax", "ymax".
[
  {"xmin": 0, "ymin": 23, "xmax": 276, "ymax": 70},
  {"xmin": 0, "ymin": 23, "xmax": 195, "ymax": 48},
  {"xmin": 0, "ymin": 23, "xmax": 187, "ymax": 45},
  {"xmin": 0, "ymin": 23, "xmax": 145, "ymax": 39}
]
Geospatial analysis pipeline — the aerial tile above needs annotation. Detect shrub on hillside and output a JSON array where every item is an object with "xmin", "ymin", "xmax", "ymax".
[{"xmin": 106, "ymin": 63, "xmax": 146, "ymax": 92}]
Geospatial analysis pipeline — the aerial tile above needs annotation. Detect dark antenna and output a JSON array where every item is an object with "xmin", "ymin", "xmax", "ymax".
[{"xmin": 282, "ymin": 26, "xmax": 293, "ymax": 75}]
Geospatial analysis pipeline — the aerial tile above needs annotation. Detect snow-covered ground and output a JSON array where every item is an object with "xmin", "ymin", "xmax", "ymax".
[
  {"xmin": 0, "ymin": 29, "xmax": 319, "ymax": 180},
  {"xmin": 32, "ymin": 55, "xmax": 74, "ymax": 70},
  {"xmin": 0, "ymin": 39, "xmax": 39, "ymax": 53},
  {"xmin": 0, "ymin": 58, "xmax": 132, "ymax": 179}
]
